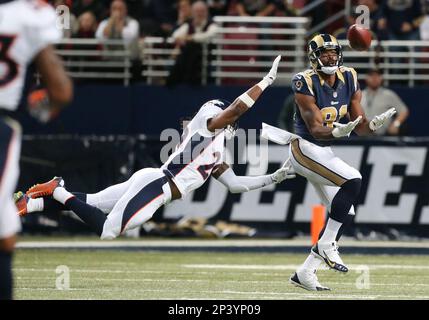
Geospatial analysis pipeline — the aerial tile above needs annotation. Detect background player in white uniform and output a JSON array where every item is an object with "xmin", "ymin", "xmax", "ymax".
[
  {"xmin": 16, "ymin": 56, "xmax": 295, "ymax": 240},
  {"xmin": 264, "ymin": 34, "xmax": 396, "ymax": 291},
  {"xmin": 0, "ymin": 0, "xmax": 73, "ymax": 299}
]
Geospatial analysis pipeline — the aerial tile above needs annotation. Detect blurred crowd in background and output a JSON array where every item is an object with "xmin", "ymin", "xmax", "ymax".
[
  {"xmin": 46, "ymin": 0, "xmax": 428, "ymax": 137},
  {"xmin": 48, "ymin": 0, "xmax": 429, "ymax": 42}
]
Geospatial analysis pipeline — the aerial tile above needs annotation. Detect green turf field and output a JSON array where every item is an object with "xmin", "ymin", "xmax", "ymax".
[{"xmin": 13, "ymin": 249, "xmax": 429, "ymax": 300}]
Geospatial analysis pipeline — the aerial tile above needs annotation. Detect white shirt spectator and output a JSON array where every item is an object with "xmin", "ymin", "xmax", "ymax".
[
  {"xmin": 172, "ymin": 20, "xmax": 218, "ymax": 43},
  {"xmin": 96, "ymin": 17, "xmax": 139, "ymax": 46}
]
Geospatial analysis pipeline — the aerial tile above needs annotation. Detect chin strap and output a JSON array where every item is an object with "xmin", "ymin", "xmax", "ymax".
[{"xmin": 320, "ymin": 66, "xmax": 339, "ymax": 75}]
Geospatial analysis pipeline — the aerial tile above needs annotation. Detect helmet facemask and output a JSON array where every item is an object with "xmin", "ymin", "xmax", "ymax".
[{"xmin": 308, "ymin": 39, "xmax": 343, "ymax": 75}]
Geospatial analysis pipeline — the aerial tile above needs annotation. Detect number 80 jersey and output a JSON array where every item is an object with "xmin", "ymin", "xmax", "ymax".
[
  {"xmin": 0, "ymin": 0, "xmax": 61, "ymax": 111},
  {"xmin": 292, "ymin": 67, "xmax": 360, "ymax": 146}
]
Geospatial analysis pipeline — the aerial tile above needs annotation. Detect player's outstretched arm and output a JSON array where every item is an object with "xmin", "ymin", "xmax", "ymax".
[
  {"xmin": 207, "ymin": 55, "xmax": 281, "ymax": 132},
  {"xmin": 349, "ymin": 90, "xmax": 396, "ymax": 135},
  {"xmin": 212, "ymin": 161, "xmax": 295, "ymax": 194},
  {"xmin": 27, "ymin": 46, "xmax": 73, "ymax": 123},
  {"xmin": 34, "ymin": 45, "xmax": 73, "ymax": 110}
]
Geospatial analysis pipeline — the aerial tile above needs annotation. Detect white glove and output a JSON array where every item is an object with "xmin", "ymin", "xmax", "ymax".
[
  {"xmin": 260, "ymin": 55, "xmax": 281, "ymax": 89},
  {"xmin": 271, "ymin": 158, "xmax": 296, "ymax": 184},
  {"xmin": 332, "ymin": 116, "xmax": 362, "ymax": 138},
  {"xmin": 369, "ymin": 107, "xmax": 397, "ymax": 131}
]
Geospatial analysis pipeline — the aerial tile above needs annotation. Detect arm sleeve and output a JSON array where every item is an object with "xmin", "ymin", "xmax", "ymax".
[
  {"xmin": 122, "ymin": 19, "xmax": 139, "ymax": 44},
  {"xmin": 95, "ymin": 20, "xmax": 108, "ymax": 40},
  {"xmin": 192, "ymin": 23, "xmax": 218, "ymax": 43},
  {"xmin": 215, "ymin": 168, "xmax": 273, "ymax": 194},
  {"xmin": 171, "ymin": 24, "xmax": 189, "ymax": 39}
]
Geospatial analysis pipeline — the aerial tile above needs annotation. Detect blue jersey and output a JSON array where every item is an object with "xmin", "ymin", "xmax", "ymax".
[{"xmin": 292, "ymin": 67, "xmax": 360, "ymax": 146}]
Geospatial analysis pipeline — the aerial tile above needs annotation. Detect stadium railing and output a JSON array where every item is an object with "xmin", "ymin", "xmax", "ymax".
[
  {"xmin": 339, "ymin": 39, "xmax": 429, "ymax": 87},
  {"xmin": 54, "ymin": 18, "xmax": 429, "ymax": 88},
  {"xmin": 55, "ymin": 38, "xmax": 132, "ymax": 86},
  {"xmin": 141, "ymin": 16, "xmax": 310, "ymax": 86}
]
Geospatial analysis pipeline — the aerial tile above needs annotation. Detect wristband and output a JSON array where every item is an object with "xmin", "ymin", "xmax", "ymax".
[
  {"xmin": 369, "ymin": 120, "xmax": 377, "ymax": 131},
  {"xmin": 238, "ymin": 92, "xmax": 255, "ymax": 108}
]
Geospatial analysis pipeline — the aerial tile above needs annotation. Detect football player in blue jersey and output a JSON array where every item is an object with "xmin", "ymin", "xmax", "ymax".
[{"xmin": 286, "ymin": 34, "xmax": 396, "ymax": 291}]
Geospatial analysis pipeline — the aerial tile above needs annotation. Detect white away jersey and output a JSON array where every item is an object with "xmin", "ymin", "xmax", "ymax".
[
  {"xmin": 0, "ymin": 0, "xmax": 61, "ymax": 110},
  {"xmin": 161, "ymin": 100, "xmax": 226, "ymax": 197}
]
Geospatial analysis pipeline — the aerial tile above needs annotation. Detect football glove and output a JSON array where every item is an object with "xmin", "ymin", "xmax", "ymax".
[
  {"xmin": 264, "ymin": 55, "xmax": 281, "ymax": 86},
  {"xmin": 332, "ymin": 116, "xmax": 362, "ymax": 138},
  {"xmin": 369, "ymin": 107, "xmax": 397, "ymax": 131},
  {"xmin": 27, "ymin": 89, "xmax": 59, "ymax": 123},
  {"xmin": 271, "ymin": 158, "xmax": 296, "ymax": 184}
]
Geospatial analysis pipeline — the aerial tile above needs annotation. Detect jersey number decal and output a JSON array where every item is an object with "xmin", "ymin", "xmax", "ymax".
[
  {"xmin": 0, "ymin": 35, "xmax": 18, "ymax": 87},
  {"xmin": 321, "ymin": 105, "xmax": 347, "ymax": 127},
  {"xmin": 196, "ymin": 152, "xmax": 221, "ymax": 179},
  {"xmin": 197, "ymin": 163, "xmax": 216, "ymax": 180}
]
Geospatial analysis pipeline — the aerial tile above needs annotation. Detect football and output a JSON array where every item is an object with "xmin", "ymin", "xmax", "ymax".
[{"xmin": 347, "ymin": 24, "xmax": 372, "ymax": 51}]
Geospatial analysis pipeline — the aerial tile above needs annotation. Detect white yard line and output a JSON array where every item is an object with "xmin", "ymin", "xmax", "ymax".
[
  {"xmin": 16, "ymin": 239, "xmax": 429, "ymax": 249},
  {"xmin": 182, "ymin": 264, "xmax": 429, "ymax": 270},
  {"xmin": 15, "ymin": 287, "xmax": 429, "ymax": 300},
  {"xmin": 15, "ymin": 276, "xmax": 429, "ymax": 287}
]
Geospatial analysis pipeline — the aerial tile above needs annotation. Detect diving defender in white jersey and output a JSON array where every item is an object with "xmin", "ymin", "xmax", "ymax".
[
  {"xmin": 0, "ymin": 0, "xmax": 73, "ymax": 299},
  {"xmin": 16, "ymin": 56, "xmax": 295, "ymax": 240}
]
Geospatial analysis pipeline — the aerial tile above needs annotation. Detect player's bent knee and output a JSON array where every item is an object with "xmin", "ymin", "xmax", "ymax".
[{"xmin": 340, "ymin": 178, "xmax": 362, "ymax": 200}]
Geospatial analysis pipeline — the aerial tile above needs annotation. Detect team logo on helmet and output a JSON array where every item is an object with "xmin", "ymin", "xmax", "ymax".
[{"xmin": 308, "ymin": 34, "xmax": 343, "ymax": 75}]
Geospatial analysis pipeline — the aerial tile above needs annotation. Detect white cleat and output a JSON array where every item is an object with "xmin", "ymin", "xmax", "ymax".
[
  {"xmin": 312, "ymin": 241, "xmax": 348, "ymax": 273},
  {"xmin": 289, "ymin": 269, "xmax": 330, "ymax": 291}
]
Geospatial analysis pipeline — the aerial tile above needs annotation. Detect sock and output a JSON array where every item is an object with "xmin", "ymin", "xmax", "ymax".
[
  {"xmin": 27, "ymin": 198, "xmax": 44, "ymax": 213},
  {"xmin": 329, "ymin": 178, "xmax": 361, "ymax": 223},
  {"xmin": 42, "ymin": 192, "xmax": 87, "ymax": 212},
  {"xmin": 336, "ymin": 214, "xmax": 355, "ymax": 242},
  {"xmin": 0, "ymin": 251, "xmax": 13, "ymax": 300},
  {"xmin": 53, "ymin": 187, "xmax": 75, "ymax": 204},
  {"xmin": 319, "ymin": 218, "xmax": 343, "ymax": 243},
  {"xmin": 300, "ymin": 253, "xmax": 322, "ymax": 272},
  {"xmin": 63, "ymin": 197, "xmax": 107, "ymax": 236}
]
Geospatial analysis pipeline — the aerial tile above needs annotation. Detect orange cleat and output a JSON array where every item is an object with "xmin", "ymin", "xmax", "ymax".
[
  {"xmin": 26, "ymin": 176, "xmax": 64, "ymax": 199},
  {"xmin": 14, "ymin": 191, "xmax": 30, "ymax": 217}
]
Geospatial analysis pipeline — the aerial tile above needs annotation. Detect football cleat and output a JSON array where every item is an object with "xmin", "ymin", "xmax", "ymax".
[
  {"xmin": 289, "ymin": 269, "xmax": 330, "ymax": 291},
  {"xmin": 312, "ymin": 241, "xmax": 348, "ymax": 273},
  {"xmin": 14, "ymin": 191, "xmax": 30, "ymax": 217},
  {"xmin": 26, "ymin": 176, "xmax": 64, "ymax": 199}
]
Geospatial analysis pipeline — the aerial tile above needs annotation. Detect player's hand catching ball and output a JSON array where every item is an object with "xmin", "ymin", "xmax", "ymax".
[
  {"xmin": 369, "ymin": 107, "xmax": 397, "ymax": 131},
  {"xmin": 332, "ymin": 116, "xmax": 362, "ymax": 138}
]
